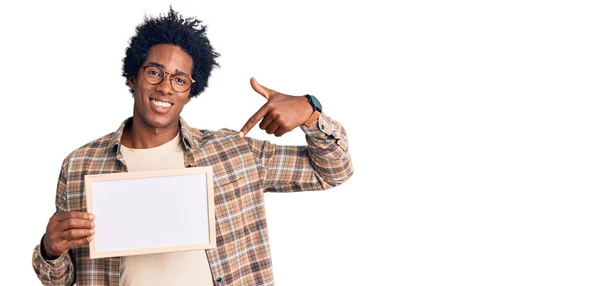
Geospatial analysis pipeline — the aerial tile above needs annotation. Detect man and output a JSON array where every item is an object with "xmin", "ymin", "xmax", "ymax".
[{"xmin": 32, "ymin": 7, "xmax": 352, "ymax": 286}]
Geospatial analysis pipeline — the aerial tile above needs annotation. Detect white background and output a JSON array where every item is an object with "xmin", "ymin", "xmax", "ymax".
[{"xmin": 1, "ymin": 1, "xmax": 599, "ymax": 285}]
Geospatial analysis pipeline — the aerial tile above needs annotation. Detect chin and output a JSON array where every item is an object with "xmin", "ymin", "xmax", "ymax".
[{"xmin": 143, "ymin": 115, "xmax": 177, "ymax": 129}]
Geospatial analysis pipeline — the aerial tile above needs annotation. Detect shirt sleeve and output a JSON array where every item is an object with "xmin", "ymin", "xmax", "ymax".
[
  {"xmin": 247, "ymin": 113, "xmax": 354, "ymax": 192},
  {"xmin": 32, "ymin": 160, "xmax": 76, "ymax": 286}
]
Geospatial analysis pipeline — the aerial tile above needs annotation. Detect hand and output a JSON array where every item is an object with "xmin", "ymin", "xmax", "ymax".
[
  {"xmin": 239, "ymin": 77, "xmax": 313, "ymax": 138},
  {"xmin": 42, "ymin": 212, "xmax": 95, "ymax": 259}
]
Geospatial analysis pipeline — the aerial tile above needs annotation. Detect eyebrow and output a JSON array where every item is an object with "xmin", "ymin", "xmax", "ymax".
[{"xmin": 147, "ymin": 62, "xmax": 191, "ymax": 77}]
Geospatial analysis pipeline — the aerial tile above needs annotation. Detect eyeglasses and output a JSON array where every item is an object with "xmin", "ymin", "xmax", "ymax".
[{"xmin": 141, "ymin": 65, "xmax": 196, "ymax": 93}]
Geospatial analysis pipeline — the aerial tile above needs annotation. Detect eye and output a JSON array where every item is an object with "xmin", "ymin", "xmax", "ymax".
[
  {"xmin": 173, "ymin": 76, "xmax": 188, "ymax": 85},
  {"xmin": 148, "ymin": 70, "xmax": 161, "ymax": 77},
  {"xmin": 145, "ymin": 67, "xmax": 163, "ymax": 78}
]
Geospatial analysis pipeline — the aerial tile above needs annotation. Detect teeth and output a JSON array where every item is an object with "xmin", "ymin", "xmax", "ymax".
[{"xmin": 151, "ymin": 99, "xmax": 172, "ymax": 108}]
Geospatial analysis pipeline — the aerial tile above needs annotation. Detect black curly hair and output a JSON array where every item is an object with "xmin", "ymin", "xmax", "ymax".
[{"xmin": 122, "ymin": 6, "xmax": 220, "ymax": 97}]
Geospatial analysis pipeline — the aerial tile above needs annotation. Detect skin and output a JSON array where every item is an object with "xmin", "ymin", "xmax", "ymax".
[
  {"xmin": 240, "ymin": 77, "xmax": 314, "ymax": 138},
  {"xmin": 42, "ymin": 43, "xmax": 313, "ymax": 259},
  {"xmin": 42, "ymin": 212, "xmax": 95, "ymax": 259}
]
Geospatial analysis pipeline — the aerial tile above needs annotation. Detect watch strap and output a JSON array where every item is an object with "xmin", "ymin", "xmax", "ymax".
[{"xmin": 304, "ymin": 110, "xmax": 321, "ymax": 126}]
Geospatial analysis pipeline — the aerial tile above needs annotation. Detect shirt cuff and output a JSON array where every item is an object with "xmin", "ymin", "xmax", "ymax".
[
  {"xmin": 301, "ymin": 113, "xmax": 337, "ymax": 138},
  {"xmin": 37, "ymin": 242, "xmax": 68, "ymax": 270},
  {"xmin": 300, "ymin": 112, "xmax": 347, "ymax": 152}
]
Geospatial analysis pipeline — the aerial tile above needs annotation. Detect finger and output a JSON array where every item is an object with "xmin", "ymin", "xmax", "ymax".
[
  {"xmin": 259, "ymin": 112, "xmax": 278, "ymax": 130},
  {"xmin": 61, "ymin": 228, "xmax": 95, "ymax": 240},
  {"xmin": 274, "ymin": 126, "xmax": 291, "ymax": 137},
  {"xmin": 250, "ymin": 77, "xmax": 276, "ymax": 100},
  {"xmin": 239, "ymin": 103, "xmax": 270, "ymax": 138},
  {"xmin": 59, "ymin": 218, "xmax": 95, "ymax": 231},
  {"xmin": 56, "ymin": 212, "xmax": 95, "ymax": 222},
  {"xmin": 68, "ymin": 236, "xmax": 94, "ymax": 249},
  {"xmin": 265, "ymin": 120, "xmax": 280, "ymax": 135}
]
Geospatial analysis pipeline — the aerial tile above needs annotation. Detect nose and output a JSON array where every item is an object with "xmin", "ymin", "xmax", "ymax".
[{"xmin": 155, "ymin": 75, "xmax": 174, "ymax": 95}]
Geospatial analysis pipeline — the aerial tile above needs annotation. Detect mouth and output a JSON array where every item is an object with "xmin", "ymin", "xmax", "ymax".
[{"xmin": 150, "ymin": 98, "xmax": 173, "ymax": 108}]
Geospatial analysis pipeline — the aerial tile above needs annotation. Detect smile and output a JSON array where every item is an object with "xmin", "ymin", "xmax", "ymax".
[{"xmin": 151, "ymin": 99, "xmax": 173, "ymax": 108}]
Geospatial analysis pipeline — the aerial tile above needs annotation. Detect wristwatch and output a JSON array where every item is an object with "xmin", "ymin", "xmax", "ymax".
[{"xmin": 304, "ymin": 94, "xmax": 322, "ymax": 126}]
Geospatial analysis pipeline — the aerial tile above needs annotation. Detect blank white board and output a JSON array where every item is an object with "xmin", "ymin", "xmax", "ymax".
[{"xmin": 84, "ymin": 166, "xmax": 215, "ymax": 259}]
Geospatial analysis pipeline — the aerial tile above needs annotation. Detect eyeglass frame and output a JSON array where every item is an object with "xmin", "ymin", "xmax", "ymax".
[{"xmin": 141, "ymin": 65, "xmax": 196, "ymax": 93}]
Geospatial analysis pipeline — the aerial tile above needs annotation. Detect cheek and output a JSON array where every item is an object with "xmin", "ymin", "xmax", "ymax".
[
  {"xmin": 135, "ymin": 86, "xmax": 155, "ymax": 102},
  {"xmin": 179, "ymin": 95, "xmax": 192, "ymax": 105}
]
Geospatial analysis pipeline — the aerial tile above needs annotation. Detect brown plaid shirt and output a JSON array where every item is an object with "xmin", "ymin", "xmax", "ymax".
[{"xmin": 32, "ymin": 113, "xmax": 353, "ymax": 286}]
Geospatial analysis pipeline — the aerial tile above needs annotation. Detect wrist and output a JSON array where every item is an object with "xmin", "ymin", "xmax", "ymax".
[
  {"xmin": 41, "ymin": 234, "xmax": 60, "ymax": 260},
  {"xmin": 303, "ymin": 94, "xmax": 322, "ymax": 126},
  {"xmin": 301, "ymin": 97, "xmax": 313, "ymax": 121}
]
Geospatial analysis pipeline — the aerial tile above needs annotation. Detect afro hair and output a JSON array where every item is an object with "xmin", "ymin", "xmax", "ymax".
[{"xmin": 122, "ymin": 6, "xmax": 220, "ymax": 97}]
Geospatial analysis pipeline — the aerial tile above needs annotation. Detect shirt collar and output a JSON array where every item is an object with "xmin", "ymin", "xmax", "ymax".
[{"xmin": 109, "ymin": 117, "xmax": 200, "ymax": 154}]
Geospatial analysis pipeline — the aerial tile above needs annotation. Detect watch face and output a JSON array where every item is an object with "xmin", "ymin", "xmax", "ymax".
[{"xmin": 309, "ymin": 95, "xmax": 322, "ymax": 112}]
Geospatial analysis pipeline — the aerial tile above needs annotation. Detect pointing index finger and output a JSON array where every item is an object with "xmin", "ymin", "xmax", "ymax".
[{"xmin": 239, "ymin": 103, "xmax": 270, "ymax": 138}]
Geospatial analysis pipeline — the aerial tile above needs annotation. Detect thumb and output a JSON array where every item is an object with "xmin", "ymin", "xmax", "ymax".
[{"xmin": 250, "ymin": 77, "xmax": 275, "ymax": 100}]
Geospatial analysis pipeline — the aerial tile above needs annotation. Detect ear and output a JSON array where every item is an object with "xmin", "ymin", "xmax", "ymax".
[{"xmin": 128, "ymin": 76, "xmax": 136, "ymax": 90}]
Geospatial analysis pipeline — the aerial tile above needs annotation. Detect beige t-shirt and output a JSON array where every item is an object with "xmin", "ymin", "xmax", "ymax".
[{"xmin": 119, "ymin": 133, "xmax": 214, "ymax": 286}]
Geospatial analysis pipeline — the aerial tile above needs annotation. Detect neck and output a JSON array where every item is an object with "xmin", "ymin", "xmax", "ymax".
[{"xmin": 121, "ymin": 117, "xmax": 179, "ymax": 149}]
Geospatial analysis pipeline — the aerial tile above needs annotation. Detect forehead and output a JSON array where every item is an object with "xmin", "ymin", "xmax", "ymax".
[{"xmin": 144, "ymin": 44, "xmax": 193, "ymax": 74}]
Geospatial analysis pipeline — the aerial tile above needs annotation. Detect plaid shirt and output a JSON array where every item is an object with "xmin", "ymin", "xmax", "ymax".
[{"xmin": 32, "ymin": 113, "xmax": 353, "ymax": 286}]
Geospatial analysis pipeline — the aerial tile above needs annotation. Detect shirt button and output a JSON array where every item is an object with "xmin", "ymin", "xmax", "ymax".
[
  {"xmin": 321, "ymin": 124, "xmax": 325, "ymax": 130},
  {"xmin": 216, "ymin": 277, "xmax": 222, "ymax": 282}
]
